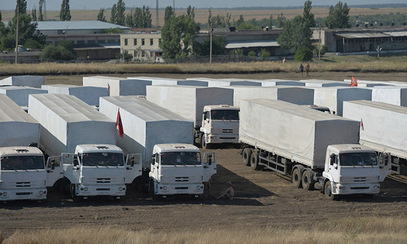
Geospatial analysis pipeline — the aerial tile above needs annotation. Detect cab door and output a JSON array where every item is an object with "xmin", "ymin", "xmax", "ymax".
[
  {"xmin": 203, "ymin": 152, "xmax": 216, "ymax": 182},
  {"xmin": 46, "ymin": 156, "xmax": 64, "ymax": 187},
  {"xmin": 125, "ymin": 153, "xmax": 142, "ymax": 184}
]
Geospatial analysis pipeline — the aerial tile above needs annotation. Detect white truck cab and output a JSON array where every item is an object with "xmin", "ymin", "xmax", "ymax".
[
  {"xmin": 322, "ymin": 144, "xmax": 391, "ymax": 199},
  {"xmin": 48, "ymin": 144, "xmax": 142, "ymax": 200},
  {"xmin": 149, "ymin": 143, "xmax": 216, "ymax": 198},
  {"xmin": 0, "ymin": 146, "xmax": 48, "ymax": 201},
  {"xmin": 200, "ymin": 105, "xmax": 240, "ymax": 149}
]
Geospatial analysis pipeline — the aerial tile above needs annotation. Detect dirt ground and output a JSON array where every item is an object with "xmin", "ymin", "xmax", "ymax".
[{"xmin": 1, "ymin": 72, "xmax": 407, "ymax": 237}]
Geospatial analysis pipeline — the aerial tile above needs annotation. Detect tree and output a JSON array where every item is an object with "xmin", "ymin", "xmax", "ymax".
[
  {"xmin": 142, "ymin": 6, "xmax": 152, "ymax": 28},
  {"xmin": 268, "ymin": 14, "xmax": 273, "ymax": 28},
  {"xmin": 31, "ymin": 8, "xmax": 37, "ymax": 21},
  {"xmin": 38, "ymin": 0, "xmax": 44, "ymax": 21},
  {"xmin": 164, "ymin": 6, "xmax": 174, "ymax": 24},
  {"xmin": 303, "ymin": 0, "xmax": 315, "ymax": 27},
  {"xmin": 277, "ymin": 15, "xmax": 313, "ymax": 53},
  {"xmin": 133, "ymin": 7, "xmax": 143, "ymax": 27},
  {"xmin": 325, "ymin": 1, "xmax": 351, "ymax": 29},
  {"xmin": 236, "ymin": 15, "xmax": 244, "ymax": 27},
  {"xmin": 111, "ymin": 0, "xmax": 125, "ymax": 25},
  {"xmin": 16, "ymin": 0, "xmax": 27, "ymax": 14},
  {"xmin": 125, "ymin": 10, "xmax": 133, "ymax": 27},
  {"xmin": 259, "ymin": 49, "xmax": 270, "ymax": 61},
  {"xmin": 294, "ymin": 46, "xmax": 313, "ymax": 61},
  {"xmin": 193, "ymin": 36, "xmax": 226, "ymax": 56},
  {"xmin": 40, "ymin": 40, "xmax": 77, "ymax": 61},
  {"xmin": 187, "ymin": 6, "xmax": 195, "ymax": 19},
  {"xmin": 97, "ymin": 8, "xmax": 106, "ymax": 22},
  {"xmin": 110, "ymin": 4, "xmax": 117, "ymax": 23},
  {"xmin": 161, "ymin": 14, "xmax": 198, "ymax": 60},
  {"xmin": 59, "ymin": 0, "xmax": 71, "ymax": 21},
  {"xmin": 276, "ymin": 12, "xmax": 286, "ymax": 28}
]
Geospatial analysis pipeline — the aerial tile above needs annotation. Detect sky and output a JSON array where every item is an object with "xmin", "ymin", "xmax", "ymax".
[{"xmin": 1, "ymin": 0, "xmax": 407, "ymax": 10}]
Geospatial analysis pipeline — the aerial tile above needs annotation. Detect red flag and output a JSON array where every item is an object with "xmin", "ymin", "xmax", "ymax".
[
  {"xmin": 360, "ymin": 118, "xmax": 364, "ymax": 130},
  {"xmin": 116, "ymin": 108, "xmax": 124, "ymax": 138},
  {"xmin": 350, "ymin": 76, "xmax": 358, "ymax": 87}
]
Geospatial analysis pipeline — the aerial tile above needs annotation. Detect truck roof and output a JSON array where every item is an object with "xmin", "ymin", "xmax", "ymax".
[
  {"xmin": 153, "ymin": 143, "xmax": 199, "ymax": 154},
  {"xmin": 0, "ymin": 146, "xmax": 43, "ymax": 156},
  {"xmin": 0, "ymin": 94, "xmax": 38, "ymax": 123},
  {"xmin": 327, "ymin": 144, "xmax": 375, "ymax": 154},
  {"xmin": 203, "ymin": 104, "xmax": 239, "ymax": 111},
  {"xmin": 75, "ymin": 144, "xmax": 123, "ymax": 154}
]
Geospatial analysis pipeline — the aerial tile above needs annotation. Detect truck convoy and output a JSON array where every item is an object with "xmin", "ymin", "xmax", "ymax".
[
  {"xmin": 146, "ymin": 86, "xmax": 239, "ymax": 148},
  {"xmin": 0, "ymin": 94, "xmax": 49, "ymax": 201},
  {"xmin": 240, "ymin": 99, "xmax": 389, "ymax": 200},
  {"xmin": 28, "ymin": 94, "xmax": 141, "ymax": 200},
  {"xmin": 343, "ymin": 100, "xmax": 407, "ymax": 175},
  {"xmin": 99, "ymin": 96, "xmax": 216, "ymax": 198}
]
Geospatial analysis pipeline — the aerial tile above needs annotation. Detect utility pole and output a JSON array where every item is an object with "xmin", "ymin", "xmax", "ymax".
[
  {"xmin": 156, "ymin": 0, "xmax": 159, "ymax": 27},
  {"xmin": 318, "ymin": 24, "xmax": 321, "ymax": 61},
  {"xmin": 209, "ymin": 22, "xmax": 213, "ymax": 64},
  {"xmin": 173, "ymin": 0, "xmax": 175, "ymax": 9},
  {"xmin": 15, "ymin": 4, "xmax": 19, "ymax": 64}
]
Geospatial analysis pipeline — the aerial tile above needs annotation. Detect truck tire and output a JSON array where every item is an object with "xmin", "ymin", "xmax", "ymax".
[
  {"xmin": 242, "ymin": 148, "xmax": 252, "ymax": 166},
  {"xmin": 324, "ymin": 181, "xmax": 338, "ymax": 201},
  {"xmin": 301, "ymin": 169, "xmax": 315, "ymax": 191},
  {"xmin": 292, "ymin": 167, "xmax": 302, "ymax": 188},
  {"xmin": 250, "ymin": 150, "xmax": 263, "ymax": 170}
]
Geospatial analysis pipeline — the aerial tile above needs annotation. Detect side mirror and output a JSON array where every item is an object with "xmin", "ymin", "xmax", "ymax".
[
  {"xmin": 333, "ymin": 163, "xmax": 338, "ymax": 169},
  {"xmin": 151, "ymin": 156, "xmax": 155, "ymax": 165},
  {"xmin": 51, "ymin": 161, "xmax": 55, "ymax": 170},
  {"xmin": 208, "ymin": 155, "xmax": 213, "ymax": 165},
  {"xmin": 73, "ymin": 157, "xmax": 79, "ymax": 167},
  {"xmin": 329, "ymin": 154, "xmax": 335, "ymax": 166}
]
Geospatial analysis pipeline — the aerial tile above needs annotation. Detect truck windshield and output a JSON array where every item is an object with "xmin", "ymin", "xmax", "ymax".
[
  {"xmin": 211, "ymin": 110, "xmax": 239, "ymax": 120},
  {"xmin": 161, "ymin": 152, "xmax": 201, "ymax": 166},
  {"xmin": 339, "ymin": 152, "xmax": 378, "ymax": 167},
  {"xmin": 1, "ymin": 156, "xmax": 45, "ymax": 170},
  {"xmin": 81, "ymin": 153, "xmax": 124, "ymax": 167}
]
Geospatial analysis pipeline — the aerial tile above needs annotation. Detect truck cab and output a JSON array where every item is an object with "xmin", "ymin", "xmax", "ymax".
[
  {"xmin": 49, "ymin": 144, "xmax": 142, "ymax": 200},
  {"xmin": 322, "ymin": 144, "xmax": 391, "ymax": 199},
  {"xmin": 149, "ymin": 143, "xmax": 216, "ymax": 198},
  {"xmin": 200, "ymin": 105, "xmax": 239, "ymax": 149},
  {"xmin": 0, "ymin": 146, "xmax": 48, "ymax": 201}
]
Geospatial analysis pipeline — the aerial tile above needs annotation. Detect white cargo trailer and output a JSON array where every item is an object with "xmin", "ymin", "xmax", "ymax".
[
  {"xmin": 256, "ymin": 79, "xmax": 306, "ymax": 87},
  {"xmin": 225, "ymin": 86, "xmax": 314, "ymax": 107},
  {"xmin": 0, "ymin": 86, "xmax": 47, "ymax": 108},
  {"xmin": 99, "ymin": 96, "xmax": 194, "ymax": 169},
  {"xmin": 186, "ymin": 77, "xmax": 261, "ymax": 87},
  {"xmin": 147, "ymin": 85, "xmax": 239, "ymax": 148},
  {"xmin": 0, "ymin": 95, "xmax": 51, "ymax": 201},
  {"xmin": 343, "ymin": 100, "xmax": 407, "ymax": 174},
  {"xmin": 313, "ymin": 87, "xmax": 372, "ymax": 115},
  {"xmin": 42, "ymin": 84, "xmax": 108, "ymax": 107},
  {"xmin": 372, "ymin": 86, "xmax": 407, "ymax": 107},
  {"xmin": 83, "ymin": 76, "xmax": 152, "ymax": 96},
  {"xmin": 240, "ymin": 99, "xmax": 389, "ymax": 200},
  {"xmin": 28, "ymin": 94, "xmax": 141, "ymax": 200},
  {"xmin": 303, "ymin": 79, "xmax": 348, "ymax": 87},
  {"xmin": 0, "ymin": 76, "xmax": 44, "ymax": 88}
]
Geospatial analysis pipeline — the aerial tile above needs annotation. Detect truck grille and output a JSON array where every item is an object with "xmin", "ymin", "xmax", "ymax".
[
  {"xmin": 220, "ymin": 137, "xmax": 236, "ymax": 139},
  {"xmin": 222, "ymin": 129, "xmax": 233, "ymax": 133},
  {"xmin": 16, "ymin": 182, "xmax": 31, "ymax": 188},
  {"xmin": 96, "ymin": 188, "xmax": 110, "ymax": 191},
  {"xmin": 16, "ymin": 192, "xmax": 32, "ymax": 195},
  {"xmin": 350, "ymin": 187, "xmax": 369, "ymax": 190},
  {"xmin": 175, "ymin": 177, "xmax": 189, "ymax": 182},
  {"xmin": 354, "ymin": 177, "xmax": 366, "ymax": 182},
  {"xmin": 97, "ymin": 178, "xmax": 111, "ymax": 184}
]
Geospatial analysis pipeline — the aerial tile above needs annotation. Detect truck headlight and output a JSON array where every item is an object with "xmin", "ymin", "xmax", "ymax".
[
  {"xmin": 197, "ymin": 185, "xmax": 203, "ymax": 190},
  {"xmin": 119, "ymin": 187, "xmax": 126, "ymax": 191},
  {"xmin": 339, "ymin": 186, "xmax": 347, "ymax": 191},
  {"xmin": 159, "ymin": 186, "xmax": 167, "ymax": 191},
  {"xmin": 39, "ymin": 190, "xmax": 47, "ymax": 195},
  {"xmin": 374, "ymin": 185, "xmax": 380, "ymax": 190},
  {"xmin": 80, "ymin": 187, "xmax": 88, "ymax": 192}
]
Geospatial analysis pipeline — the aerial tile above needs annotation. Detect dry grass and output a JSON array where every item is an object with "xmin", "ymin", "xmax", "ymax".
[
  {"xmin": 2, "ymin": 7, "xmax": 407, "ymax": 25},
  {"xmin": 1, "ymin": 55, "xmax": 407, "ymax": 76},
  {"xmin": 2, "ymin": 217, "xmax": 407, "ymax": 244}
]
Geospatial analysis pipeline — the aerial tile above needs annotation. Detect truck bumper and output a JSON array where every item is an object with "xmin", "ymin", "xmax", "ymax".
[
  {"xmin": 74, "ymin": 184, "xmax": 126, "ymax": 197},
  {"xmin": 332, "ymin": 182, "xmax": 380, "ymax": 195},
  {"xmin": 0, "ymin": 188, "xmax": 47, "ymax": 201},
  {"xmin": 206, "ymin": 134, "xmax": 239, "ymax": 144},
  {"xmin": 153, "ymin": 182, "xmax": 204, "ymax": 196}
]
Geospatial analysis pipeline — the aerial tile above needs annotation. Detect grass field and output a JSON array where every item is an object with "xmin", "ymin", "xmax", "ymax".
[
  {"xmin": 2, "ymin": 6, "xmax": 407, "ymax": 26},
  {"xmin": 2, "ymin": 216, "xmax": 407, "ymax": 244}
]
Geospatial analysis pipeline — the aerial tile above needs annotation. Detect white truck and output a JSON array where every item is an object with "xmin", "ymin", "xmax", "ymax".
[
  {"xmin": 146, "ymin": 85, "xmax": 239, "ymax": 148},
  {"xmin": 0, "ymin": 94, "xmax": 53, "ymax": 201},
  {"xmin": 150, "ymin": 143, "xmax": 216, "ymax": 199},
  {"xmin": 99, "ymin": 96, "xmax": 216, "ymax": 196},
  {"xmin": 28, "ymin": 94, "xmax": 142, "ymax": 200},
  {"xmin": 343, "ymin": 100, "xmax": 407, "ymax": 175},
  {"xmin": 240, "ymin": 99, "xmax": 390, "ymax": 200}
]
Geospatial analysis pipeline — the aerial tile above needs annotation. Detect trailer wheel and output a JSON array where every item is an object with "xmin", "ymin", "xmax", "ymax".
[
  {"xmin": 250, "ymin": 150, "xmax": 263, "ymax": 170},
  {"xmin": 324, "ymin": 181, "xmax": 338, "ymax": 201},
  {"xmin": 242, "ymin": 148, "xmax": 252, "ymax": 166},
  {"xmin": 301, "ymin": 169, "xmax": 314, "ymax": 191},
  {"xmin": 292, "ymin": 168, "xmax": 302, "ymax": 188}
]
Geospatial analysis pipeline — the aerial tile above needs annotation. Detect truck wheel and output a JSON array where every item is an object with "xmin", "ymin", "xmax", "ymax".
[
  {"xmin": 292, "ymin": 168, "xmax": 302, "ymax": 188},
  {"xmin": 301, "ymin": 169, "xmax": 314, "ymax": 191},
  {"xmin": 250, "ymin": 150, "xmax": 263, "ymax": 170},
  {"xmin": 324, "ymin": 181, "xmax": 338, "ymax": 201},
  {"xmin": 242, "ymin": 148, "xmax": 252, "ymax": 166}
]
